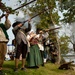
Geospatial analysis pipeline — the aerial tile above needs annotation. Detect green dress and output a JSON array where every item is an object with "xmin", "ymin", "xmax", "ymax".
[{"xmin": 26, "ymin": 38, "xmax": 42, "ymax": 67}]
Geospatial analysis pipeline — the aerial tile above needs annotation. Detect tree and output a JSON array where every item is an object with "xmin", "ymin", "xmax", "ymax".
[
  {"xmin": 24, "ymin": 0, "xmax": 61, "ymax": 64},
  {"xmin": 58, "ymin": 0, "xmax": 75, "ymax": 51},
  {"xmin": 0, "ymin": 0, "xmax": 13, "ymax": 20}
]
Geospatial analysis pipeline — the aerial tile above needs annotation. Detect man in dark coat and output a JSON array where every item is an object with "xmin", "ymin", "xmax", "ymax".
[{"xmin": 12, "ymin": 19, "xmax": 31, "ymax": 72}]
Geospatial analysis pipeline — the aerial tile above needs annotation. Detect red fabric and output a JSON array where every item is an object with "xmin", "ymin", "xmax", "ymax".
[{"xmin": 30, "ymin": 37, "xmax": 38, "ymax": 45}]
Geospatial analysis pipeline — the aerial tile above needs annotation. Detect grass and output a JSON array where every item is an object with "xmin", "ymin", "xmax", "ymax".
[{"xmin": 3, "ymin": 61, "xmax": 75, "ymax": 75}]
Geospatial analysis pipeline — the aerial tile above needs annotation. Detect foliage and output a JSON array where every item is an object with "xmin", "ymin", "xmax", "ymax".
[
  {"xmin": 0, "ymin": 0, "xmax": 30, "ymax": 17},
  {"xmin": 25, "ymin": 0, "xmax": 60, "ymax": 30},
  {"xmin": 58, "ymin": 0, "xmax": 75, "ymax": 23},
  {"xmin": 58, "ymin": 0, "xmax": 75, "ymax": 51},
  {"xmin": 0, "ymin": 0, "xmax": 13, "ymax": 13},
  {"xmin": 60, "ymin": 35, "xmax": 70, "ymax": 54},
  {"xmin": 0, "ymin": 0, "xmax": 60, "ymax": 29}
]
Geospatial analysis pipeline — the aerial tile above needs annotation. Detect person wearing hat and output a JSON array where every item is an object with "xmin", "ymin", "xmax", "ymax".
[
  {"xmin": 26, "ymin": 30, "xmax": 42, "ymax": 68},
  {"xmin": 0, "ymin": 13, "xmax": 11, "ymax": 75},
  {"xmin": 12, "ymin": 19, "xmax": 31, "ymax": 72},
  {"xmin": 36, "ymin": 30, "xmax": 45, "ymax": 66},
  {"xmin": 49, "ymin": 42, "xmax": 58, "ymax": 64}
]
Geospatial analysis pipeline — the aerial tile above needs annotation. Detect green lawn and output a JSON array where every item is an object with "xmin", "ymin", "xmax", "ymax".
[{"xmin": 3, "ymin": 61, "xmax": 75, "ymax": 75}]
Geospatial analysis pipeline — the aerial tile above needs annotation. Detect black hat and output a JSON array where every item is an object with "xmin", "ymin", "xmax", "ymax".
[{"xmin": 12, "ymin": 21, "xmax": 22, "ymax": 27}]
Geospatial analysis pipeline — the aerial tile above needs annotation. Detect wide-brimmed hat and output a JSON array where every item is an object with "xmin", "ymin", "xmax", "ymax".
[
  {"xmin": 12, "ymin": 21, "xmax": 22, "ymax": 27},
  {"xmin": 39, "ymin": 30, "xmax": 44, "ymax": 34}
]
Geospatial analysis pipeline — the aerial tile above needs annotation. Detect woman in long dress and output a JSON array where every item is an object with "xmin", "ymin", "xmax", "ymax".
[
  {"xmin": 26, "ymin": 31, "xmax": 42, "ymax": 68},
  {"xmin": 36, "ymin": 30, "xmax": 45, "ymax": 66}
]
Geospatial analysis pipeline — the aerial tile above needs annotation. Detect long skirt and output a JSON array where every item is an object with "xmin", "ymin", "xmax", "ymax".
[{"xmin": 26, "ymin": 44, "xmax": 42, "ymax": 67}]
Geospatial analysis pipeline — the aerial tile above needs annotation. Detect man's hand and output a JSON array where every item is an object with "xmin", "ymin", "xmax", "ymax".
[
  {"xmin": 5, "ymin": 13, "xmax": 9, "ymax": 19},
  {"xmin": 18, "ymin": 23, "xmax": 23, "ymax": 27},
  {"xmin": 28, "ymin": 18, "xmax": 31, "ymax": 23}
]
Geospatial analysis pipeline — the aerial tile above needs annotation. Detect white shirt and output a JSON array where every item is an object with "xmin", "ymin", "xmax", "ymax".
[{"xmin": 36, "ymin": 34, "xmax": 44, "ymax": 51}]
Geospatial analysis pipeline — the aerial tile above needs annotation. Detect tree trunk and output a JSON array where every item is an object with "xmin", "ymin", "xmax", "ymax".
[
  {"xmin": 50, "ymin": 15, "xmax": 61, "ymax": 64},
  {"xmin": 55, "ymin": 33, "xmax": 61, "ymax": 64}
]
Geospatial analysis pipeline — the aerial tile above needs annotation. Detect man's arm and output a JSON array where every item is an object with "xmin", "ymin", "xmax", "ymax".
[
  {"xmin": 25, "ymin": 18, "xmax": 31, "ymax": 32},
  {"xmin": 12, "ymin": 23, "xmax": 23, "ymax": 35},
  {"xmin": 5, "ymin": 13, "xmax": 11, "ymax": 30}
]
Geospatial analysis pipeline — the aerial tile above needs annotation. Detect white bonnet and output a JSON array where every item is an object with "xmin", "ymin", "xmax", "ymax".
[{"xmin": 28, "ymin": 29, "xmax": 34, "ymax": 34}]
